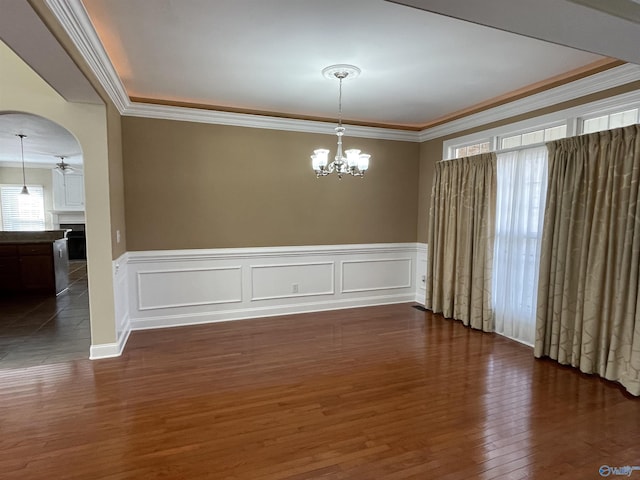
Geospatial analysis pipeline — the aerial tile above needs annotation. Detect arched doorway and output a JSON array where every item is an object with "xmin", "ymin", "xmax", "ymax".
[
  {"xmin": 1, "ymin": 39, "xmax": 120, "ymax": 365},
  {"xmin": 0, "ymin": 112, "xmax": 90, "ymax": 367}
]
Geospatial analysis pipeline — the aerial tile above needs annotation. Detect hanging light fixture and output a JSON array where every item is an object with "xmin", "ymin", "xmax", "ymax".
[
  {"xmin": 17, "ymin": 134, "xmax": 29, "ymax": 195},
  {"xmin": 56, "ymin": 156, "xmax": 75, "ymax": 174},
  {"xmin": 311, "ymin": 64, "xmax": 370, "ymax": 179}
]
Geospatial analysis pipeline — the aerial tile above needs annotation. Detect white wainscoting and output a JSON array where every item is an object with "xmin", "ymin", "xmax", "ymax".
[
  {"xmin": 96, "ymin": 243, "xmax": 427, "ymax": 358},
  {"xmin": 415, "ymin": 243, "xmax": 427, "ymax": 306},
  {"xmin": 137, "ymin": 266, "xmax": 243, "ymax": 310},
  {"xmin": 90, "ymin": 252, "xmax": 131, "ymax": 359},
  {"xmin": 250, "ymin": 262, "xmax": 335, "ymax": 301},
  {"xmin": 127, "ymin": 243, "xmax": 420, "ymax": 331},
  {"xmin": 341, "ymin": 258, "xmax": 412, "ymax": 293}
]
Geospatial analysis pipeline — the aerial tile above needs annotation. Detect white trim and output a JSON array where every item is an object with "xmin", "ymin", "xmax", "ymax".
[
  {"xmin": 89, "ymin": 316, "xmax": 130, "ymax": 359},
  {"xmin": 249, "ymin": 261, "xmax": 335, "ymax": 301},
  {"xmin": 127, "ymin": 243, "xmax": 419, "ymax": 262},
  {"xmin": 46, "ymin": 0, "xmax": 130, "ymax": 113},
  {"xmin": 124, "ymin": 103, "xmax": 419, "ymax": 142},
  {"xmin": 415, "ymin": 243, "xmax": 427, "ymax": 306},
  {"xmin": 136, "ymin": 266, "xmax": 243, "ymax": 310},
  {"xmin": 340, "ymin": 258, "xmax": 413, "ymax": 293},
  {"xmin": 420, "ymin": 64, "xmax": 640, "ymax": 142}
]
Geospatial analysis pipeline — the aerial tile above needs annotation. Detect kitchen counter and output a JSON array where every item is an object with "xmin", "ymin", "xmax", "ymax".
[{"xmin": 0, "ymin": 230, "xmax": 68, "ymax": 244}]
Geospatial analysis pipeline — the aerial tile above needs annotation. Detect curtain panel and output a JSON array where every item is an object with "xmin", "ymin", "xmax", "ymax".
[
  {"xmin": 426, "ymin": 153, "xmax": 497, "ymax": 331},
  {"xmin": 535, "ymin": 125, "xmax": 640, "ymax": 396}
]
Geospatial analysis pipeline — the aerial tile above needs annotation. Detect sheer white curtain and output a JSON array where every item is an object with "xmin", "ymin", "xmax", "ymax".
[{"xmin": 493, "ymin": 146, "xmax": 548, "ymax": 345}]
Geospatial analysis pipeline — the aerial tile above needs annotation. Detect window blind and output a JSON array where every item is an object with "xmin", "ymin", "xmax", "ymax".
[{"xmin": 0, "ymin": 185, "xmax": 45, "ymax": 231}]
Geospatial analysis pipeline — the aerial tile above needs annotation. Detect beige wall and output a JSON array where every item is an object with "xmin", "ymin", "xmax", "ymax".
[
  {"xmin": 0, "ymin": 167, "xmax": 54, "ymax": 230},
  {"xmin": 107, "ymin": 105, "xmax": 127, "ymax": 257},
  {"xmin": 415, "ymin": 80, "xmax": 640, "ymax": 243},
  {"xmin": 122, "ymin": 117, "xmax": 420, "ymax": 250}
]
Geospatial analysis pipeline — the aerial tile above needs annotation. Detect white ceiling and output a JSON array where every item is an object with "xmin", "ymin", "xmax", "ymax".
[
  {"xmin": 391, "ymin": 0, "xmax": 640, "ymax": 65},
  {"xmin": 80, "ymin": 0, "xmax": 607, "ymax": 129},
  {"xmin": 0, "ymin": 113, "xmax": 82, "ymax": 169}
]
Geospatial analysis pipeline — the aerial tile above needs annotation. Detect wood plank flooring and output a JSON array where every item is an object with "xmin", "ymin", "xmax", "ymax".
[{"xmin": 1, "ymin": 303, "xmax": 638, "ymax": 479}]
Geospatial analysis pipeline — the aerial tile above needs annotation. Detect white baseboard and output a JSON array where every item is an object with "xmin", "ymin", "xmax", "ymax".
[
  {"xmin": 130, "ymin": 293, "xmax": 416, "ymax": 330},
  {"xmin": 89, "ymin": 315, "xmax": 130, "ymax": 359}
]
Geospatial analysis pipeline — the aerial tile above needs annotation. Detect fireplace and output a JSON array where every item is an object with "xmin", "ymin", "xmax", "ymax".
[{"xmin": 60, "ymin": 223, "xmax": 86, "ymax": 260}]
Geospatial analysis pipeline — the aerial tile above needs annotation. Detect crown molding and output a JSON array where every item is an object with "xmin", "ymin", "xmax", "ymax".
[
  {"xmin": 124, "ymin": 102, "xmax": 420, "ymax": 141},
  {"xmin": 45, "ymin": 0, "xmax": 640, "ymax": 143},
  {"xmin": 417, "ymin": 63, "xmax": 640, "ymax": 141},
  {"xmin": 46, "ymin": 0, "xmax": 130, "ymax": 113}
]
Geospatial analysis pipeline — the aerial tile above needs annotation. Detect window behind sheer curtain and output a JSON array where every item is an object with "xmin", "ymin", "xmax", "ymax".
[
  {"xmin": 492, "ymin": 147, "xmax": 548, "ymax": 345},
  {"xmin": 0, "ymin": 185, "xmax": 45, "ymax": 231}
]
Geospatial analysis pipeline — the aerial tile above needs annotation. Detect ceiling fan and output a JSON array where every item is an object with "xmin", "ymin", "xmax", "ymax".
[{"xmin": 55, "ymin": 156, "xmax": 75, "ymax": 174}]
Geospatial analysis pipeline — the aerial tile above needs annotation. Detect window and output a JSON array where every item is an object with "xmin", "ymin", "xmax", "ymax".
[
  {"xmin": 442, "ymin": 92, "xmax": 640, "ymax": 160},
  {"xmin": 0, "ymin": 185, "xmax": 45, "ymax": 231},
  {"xmin": 452, "ymin": 140, "xmax": 491, "ymax": 158},
  {"xmin": 435, "ymin": 90, "xmax": 640, "ymax": 345},
  {"xmin": 500, "ymin": 124, "xmax": 567, "ymax": 150},
  {"xmin": 582, "ymin": 108, "xmax": 639, "ymax": 134}
]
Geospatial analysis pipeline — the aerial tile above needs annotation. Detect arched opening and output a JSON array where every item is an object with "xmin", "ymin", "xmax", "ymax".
[
  {"xmin": 0, "ymin": 112, "xmax": 90, "ymax": 367},
  {"xmin": 1, "ymin": 37, "xmax": 120, "ymax": 366}
]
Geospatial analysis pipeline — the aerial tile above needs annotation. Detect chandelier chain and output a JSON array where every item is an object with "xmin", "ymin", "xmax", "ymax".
[
  {"xmin": 18, "ymin": 134, "xmax": 26, "ymax": 186},
  {"xmin": 338, "ymin": 76, "xmax": 343, "ymax": 128}
]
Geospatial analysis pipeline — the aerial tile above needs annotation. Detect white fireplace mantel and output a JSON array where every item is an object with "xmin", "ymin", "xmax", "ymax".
[{"xmin": 50, "ymin": 210, "xmax": 85, "ymax": 227}]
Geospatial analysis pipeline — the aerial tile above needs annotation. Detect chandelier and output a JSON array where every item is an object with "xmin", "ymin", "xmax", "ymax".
[{"xmin": 311, "ymin": 64, "xmax": 370, "ymax": 179}]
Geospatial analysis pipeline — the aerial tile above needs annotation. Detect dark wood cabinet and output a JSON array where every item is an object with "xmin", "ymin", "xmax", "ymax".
[
  {"xmin": 0, "ymin": 240, "xmax": 69, "ymax": 295},
  {"xmin": 0, "ymin": 246, "xmax": 20, "ymax": 291}
]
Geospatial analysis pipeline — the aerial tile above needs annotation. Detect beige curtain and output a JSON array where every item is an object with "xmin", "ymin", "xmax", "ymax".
[
  {"xmin": 535, "ymin": 125, "xmax": 640, "ymax": 396},
  {"xmin": 426, "ymin": 153, "xmax": 496, "ymax": 331}
]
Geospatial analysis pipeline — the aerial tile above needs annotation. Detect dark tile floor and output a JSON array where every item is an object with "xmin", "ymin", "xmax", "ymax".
[{"xmin": 0, "ymin": 261, "xmax": 90, "ymax": 368}]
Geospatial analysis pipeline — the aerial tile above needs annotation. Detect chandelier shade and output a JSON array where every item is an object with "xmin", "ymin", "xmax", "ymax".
[{"xmin": 311, "ymin": 64, "xmax": 370, "ymax": 179}]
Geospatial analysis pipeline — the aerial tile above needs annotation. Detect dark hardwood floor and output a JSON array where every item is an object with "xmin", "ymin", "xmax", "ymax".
[{"xmin": 1, "ymin": 303, "xmax": 638, "ymax": 479}]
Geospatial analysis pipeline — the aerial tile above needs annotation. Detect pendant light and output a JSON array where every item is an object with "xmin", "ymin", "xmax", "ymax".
[{"xmin": 17, "ymin": 134, "xmax": 29, "ymax": 195}]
